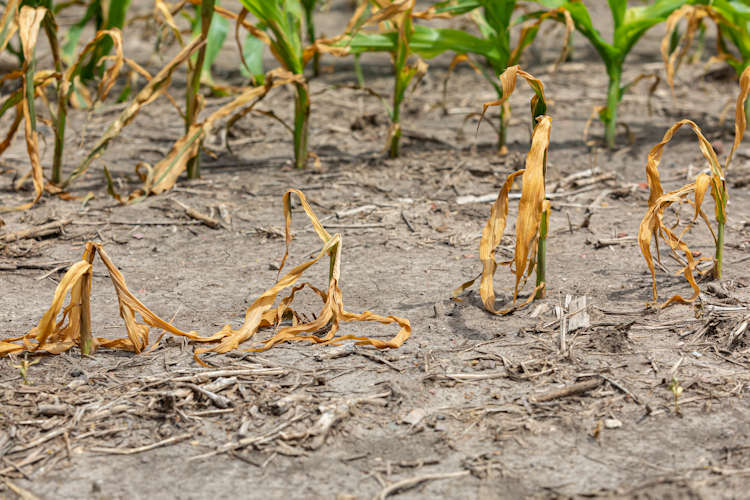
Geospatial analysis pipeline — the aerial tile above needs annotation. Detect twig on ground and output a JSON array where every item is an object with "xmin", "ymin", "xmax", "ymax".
[
  {"xmin": 88, "ymin": 433, "xmax": 191, "ymax": 455},
  {"xmin": 4, "ymin": 479, "xmax": 39, "ymax": 500},
  {"xmin": 375, "ymin": 470, "xmax": 470, "ymax": 500},
  {"xmin": 600, "ymin": 375, "xmax": 641, "ymax": 404},
  {"xmin": 172, "ymin": 199, "xmax": 224, "ymax": 229},
  {"xmin": 532, "ymin": 378, "xmax": 602, "ymax": 403},
  {"xmin": 357, "ymin": 350, "xmax": 403, "ymax": 373},
  {"xmin": 401, "ymin": 211, "xmax": 416, "ymax": 232},
  {"xmin": 1, "ymin": 220, "xmax": 72, "ymax": 243}
]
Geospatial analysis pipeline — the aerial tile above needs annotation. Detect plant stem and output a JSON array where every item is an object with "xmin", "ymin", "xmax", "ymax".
[
  {"xmin": 294, "ymin": 81, "xmax": 310, "ymax": 168},
  {"xmin": 303, "ymin": 2, "xmax": 319, "ymax": 77},
  {"xmin": 45, "ymin": 17, "xmax": 65, "ymax": 186},
  {"xmin": 186, "ymin": 0, "xmax": 215, "ymax": 179},
  {"xmin": 715, "ymin": 221, "xmax": 724, "ymax": 279},
  {"xmin": 389, "ymin": 83, "xmax": 402, "ymax": 159},
  {"xmin": 79, "ymin": 268, "xmax": 92, "ymax": 355},
  {"xmin": 536, "ymin": 206, "xmax": 548, "ymax": 298},
  {"xmin": 498, "ymin": 105, "xmax": 507, "ymax": 154},
  {"xmin": 604, "ymin": 67, "xmax": 621, "ymax": 149},
  {"xmin": 354, "ymin": 54, "xmax": 365, "ymax": 87},
  {"xmin": 389, "ymin": 63, "xmax": 409, "ymax": 158}
]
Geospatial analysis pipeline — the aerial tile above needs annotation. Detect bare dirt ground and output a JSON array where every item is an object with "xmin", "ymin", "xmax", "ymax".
[{"xmin": 3, "ymin": 2, "xmax": 750, "ymax": 499}]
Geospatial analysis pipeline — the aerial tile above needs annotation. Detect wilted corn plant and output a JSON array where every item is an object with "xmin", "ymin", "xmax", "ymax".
[
  {"xmin": 0, "ymin": 190, "xmax": 411, "ymax": 363},
  {"xmin": 536, "ymin": 0, "xmax": 684, "ymax": 148},
  {"xmin": 662, "ymin": 2, "xmax": 750, "ymax": 122},
  {"xmin": 0, "ymin": 1, "xmax": 145, "ymax": 208},
  {"xmin": 340, "ymin": 0, "xmax": 567, "ymax": 155},
  {"xmin": 639, "ymin": 65, "xmax": 750, "ymax": 308},
  {"xmin": 433, "ymin": 0, "xmax": 571, "ymax": 153},
  {"xmin": 64, "ymin": 0, "xmax": 131, "ymax": 85},
  {"xmin": 336, "ymin": 0, "xmax": 425, "ymax": 157},
  {"xmin": 454, "ymin": 66, "xmax": 551, "ymax": 313}
]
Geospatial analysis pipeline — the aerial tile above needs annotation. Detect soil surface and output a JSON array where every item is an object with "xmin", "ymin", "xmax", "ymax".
[{"xmin": 3, "ymin": 1, "xmax": 750, "ymax": 499}]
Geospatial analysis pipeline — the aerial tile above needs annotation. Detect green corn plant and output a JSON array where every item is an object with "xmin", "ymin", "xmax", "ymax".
[
  {"xmin": 438, "ymin": 0, "xmax": 571, "ymax": 153},
  {"xmin": 185, "ymin": 0, "xmax": 216, "ymax": 179},
  {"xmin": 188, "ymin": 0, "xmax": 229, "ymax": 91},
  {"xmin": 536, "ymin": 0, "xmax": 686, "ymax": 148},
  {"xmin": 238, "ymin": 0, "xmax": 313, "ymax": 168},
  {"xmin": 301, "ymin": 0, "xmax": 320, "ymax": 76},
  {"xmin": 384, "ymin": 0, "xmax": 419, "ymax": 158},
  {"xmin": 343, "ymin": 0, "xmax": 564, "ymax": 154},
  {"xmin": 62, "ymin": 0, "xmax": 131, "ymax": 85},
  {"xmin": 339, "ymin": 0, "xmax": 483, "ymax": 156}
]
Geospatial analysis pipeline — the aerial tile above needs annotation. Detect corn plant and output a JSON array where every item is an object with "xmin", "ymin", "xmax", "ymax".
[
  {"xmin": 434, "ymin": 0, "xmax": 569, "ymax": 152},
  {"xmin": 536, "ymin": 0, "xmax": 685, "ymax": 148},
  {"xmin": 0, "ymin": 0, "xmax": 132, "ymax": 208},
  {"xmin": 301, "ymin": 0, "xmax": 321, "ymax": 76},
  {"xmin": 189, "ymin": 0, "xmax": 229, "ymax": 91},
  {"xmin": 0, "ymin": 191, "xmax": 411, "ymax": 363},
  {"xmin": 339, "ymin": 0, "xmax": 489, "ymax": 156},
  {"xmin": 639, "ymin": 65, "xmax": 750, "ymax": 308},
  {"xmin": 662, "ymin": 2, "xmax": 750, "ymax": 122},
  {"xmin": 238, "ymin": 0, "xmax": 312, "ymax": 168},
  {"xmin": 455, "ymin": 66, "xmax": 551, "ymax": 312},
  {"xmin": 186, "ymin": 0, "xmax": 216, "ymax": 179},
  {"xmin": 342, "ymin": 0, "xmax": 565, "ymax": 155},
  {"xmin": 63, "ymin": 0, "xmax": 131, "ymax": 84},
  {"xmin": 338, "ymin": 0, "xmax": 425, "ymax": 157}
]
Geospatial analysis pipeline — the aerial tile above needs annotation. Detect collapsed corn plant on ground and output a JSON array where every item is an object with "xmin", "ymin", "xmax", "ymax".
[{"xmin": 4, "ymin": 1, "xmax": 750, "ymax": 498}]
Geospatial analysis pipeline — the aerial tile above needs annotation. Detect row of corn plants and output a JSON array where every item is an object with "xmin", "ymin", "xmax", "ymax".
[
  {"xmin": 5, "ymin": 0, "xmax": 750, "ymax": 210},
  {"xmin": 1, "ymin": 1, "xmax": 750, "ymax": 359},
  {"xmin": 3, "ymin": 62, "xmax": 748, "ymax": 360}
]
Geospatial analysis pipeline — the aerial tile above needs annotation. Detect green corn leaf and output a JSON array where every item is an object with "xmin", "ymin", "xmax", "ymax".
[
  {"xmin": 240, "ymin": 33, "xmax": 266, "ymax": 84},
  {"xmin": 192, "ymin": 1, "xmax": 229, "ymax": 84}
]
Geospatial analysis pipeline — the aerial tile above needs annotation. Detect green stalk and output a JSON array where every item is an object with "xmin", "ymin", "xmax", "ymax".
[
  {"xmin": 302, "ymin": 1, "xmax": 319, "ymax": 77},
  {"xmin": 498, "ymin": 105, "xmax": 507, "ymax": 154},
  {"xmin": 44, "ymin": 16, "xmax": 65, "ymax": 185},
  {"xmin": 715, "ymin": 221, "xmax": 724, "ymax": 280},
  {"xmin": 389, "ymin": 71, "xmax": 405, "ymax": 158},
  {"xmin": 535, "ymin": 210, "xmax": 547, "ymax": 299},
  {"xmin": 186, "ymin": 0, "xmax": 215, "ymax": 179},
  {"xmin": 24, "ymin": 55, "xmax": 36, "ymax": 141},
  {"xmin": 604, "ymin": 65, "xmax": 621, "ymax": 149},
  {"xmin": 79, "ymin": 269, "xmax": 92, "ymax": 356},
  {"xmin": 354, "ymin": 54, "xmax": 365, "ymax": 87},
  {"xmin": 294, "ymin": 82, "xmax": 310, "ymax": 168},
  {"xmin": 80, "ymin": 0, "xmax": 131, "ymax": 82}
]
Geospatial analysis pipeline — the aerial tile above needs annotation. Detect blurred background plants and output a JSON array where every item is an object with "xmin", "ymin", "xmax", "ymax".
[{"xmin": 2, "ymin": 0, "xmax": 750, "ymax": 205}]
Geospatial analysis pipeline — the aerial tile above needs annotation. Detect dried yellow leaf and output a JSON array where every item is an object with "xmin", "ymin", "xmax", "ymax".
[{"xmin": 1, "ymin": 190, "xmax": 410, "ymax": 363}]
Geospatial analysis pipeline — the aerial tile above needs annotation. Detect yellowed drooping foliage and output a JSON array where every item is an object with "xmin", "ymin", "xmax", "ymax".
[
  {"xmin": 661, "ymin": 5, "xmax": 743, "ymax": 95},
  {"xmin": 638, "ymin": 65, "xmax": 750, "ymax": 307},
  {"xmin": 63, "ymin": 37, "xmax": 206, "ymax": 189},
  {"xmin": 0, "ymin": 190, "xmax": 410, "ymax": 363},
  {"xmin": 12, "ymin": 6, "xmax": 47, "ymax": 212},
  {"xmin": 454, "ymin": 66, "xmax": 551, "ymax": 314},
  {"xmin": 144, "ymin": 69, "xmax": 301, "ymax": 196}
]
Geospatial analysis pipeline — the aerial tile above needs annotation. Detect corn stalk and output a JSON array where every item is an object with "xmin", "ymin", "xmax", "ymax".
[{"xmin": 186, "ymin": 0, "xmax": 216, "ymax": 179}]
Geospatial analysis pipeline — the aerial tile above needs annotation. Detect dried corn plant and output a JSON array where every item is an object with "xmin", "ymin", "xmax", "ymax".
[
  {"xmin": 0, "ymin": 2, "xmax": 149, "ymax": 209},
  {"xmin": 0, "ymin": 190, "xmax": 410, "ymax": 363},
  {"xmin": 454, "ymin": 67, "xmax": 551, "ymax": 314},
  {"xmin": 662, "ymin": 2, "xmax": 750, "ymax": 84},
  {"xmin": 638, "ymin": 65, "xmax": 750, "ymax": 308}
]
